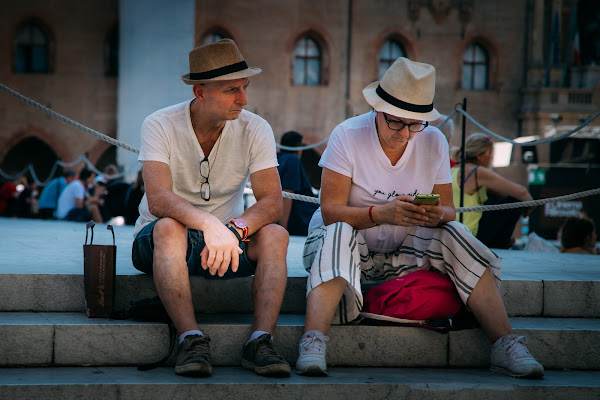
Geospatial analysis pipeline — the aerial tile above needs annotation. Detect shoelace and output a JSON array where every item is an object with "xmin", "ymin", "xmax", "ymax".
[
  {"xmin": 504, "ymin": 336, "xmax": 533, "ymax": 360},
  {"xmin": 184, "ymin": 336, "xmax": 211, "ymax": 359},
  {"xmin": 300, "ymin": 335, "xmax": 328, "ymax": 355},
  {"xmin": 255, "ymin": 337, "xmax": 285, "ymax": 361}
]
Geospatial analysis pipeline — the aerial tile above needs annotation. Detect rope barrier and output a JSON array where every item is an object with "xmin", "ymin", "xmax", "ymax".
[
  {"xmin": 2, "ymin": 81, "xmax": 599, "ymax": 213},
  {"xmin": 281, "ymin": 187, "xmax": 600, "ymax": 213},
  {"xmin": 0, "ymin": 155, "xmax": 129, "ymax": 186},
  {"xmin": 456, "ymin": 108, "xmax": 600, "ymax": 146},
  {"xmin": 0, "ymin": 83, "xmax": 140, "ymax": 154}
]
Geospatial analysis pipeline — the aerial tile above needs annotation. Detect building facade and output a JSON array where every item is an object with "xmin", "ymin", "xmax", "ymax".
[{"xmin": 1, "ymin": 0, "xmax": 598, "ymax": 237}]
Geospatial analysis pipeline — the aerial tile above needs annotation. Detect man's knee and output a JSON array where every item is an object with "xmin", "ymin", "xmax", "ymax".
[
  {"xmin": 253, "ymin": 223, "xmax": 289, "ymax": 248},
  {"xmin": 153, "ymin": 218, "xmax": 188, "ymax": 250},
  {"xmin": 248, "ymin": 224, "xmax": 289, "ymax": 262}
]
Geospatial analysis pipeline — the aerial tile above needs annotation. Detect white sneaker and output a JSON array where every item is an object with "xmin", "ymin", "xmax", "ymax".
[
  {"xmin": 490, "ymin": 334, "xmax": 544, "ymax": 378},
  {"xmin": 295, "ymin": 330, "xmax": 329, "ymax": 376}
]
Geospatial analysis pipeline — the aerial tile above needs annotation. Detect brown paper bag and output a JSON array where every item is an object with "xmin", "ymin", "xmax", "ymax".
[{"xmin": 83, "ymin": 221, "xmax": 116, "ymax": 317}]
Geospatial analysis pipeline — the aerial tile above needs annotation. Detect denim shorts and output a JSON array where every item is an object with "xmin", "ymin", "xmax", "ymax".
[{"xmin": 132, "ymin": 219, "xmax": 257, "ymax": 279}]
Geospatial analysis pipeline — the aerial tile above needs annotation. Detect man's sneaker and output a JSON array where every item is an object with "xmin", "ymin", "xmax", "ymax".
[
  {"xmin": 490, "ymin": 334, "xmax": 544, "ymax": 378},
  {"xmin": 175, "ymin": 334, "xmax": 213, "ymax": 377},
  {"xmin": 241, "ymin": 333, "xmax": 291, "ymax": 377},
  {"xmin": 295, "ymin": 330, "xmax": 329, "ymax": 376}
]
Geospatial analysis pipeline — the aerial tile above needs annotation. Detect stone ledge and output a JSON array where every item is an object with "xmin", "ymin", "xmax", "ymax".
[
  {"xmin": 0, "ymin": 366, "xmax": 599, "ymax": 400},
  {"xmin": 1, "ymin": 313, "xmax": 599, "ymax": 370}
]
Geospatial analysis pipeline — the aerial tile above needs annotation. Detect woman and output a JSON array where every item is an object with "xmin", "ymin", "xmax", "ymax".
[
  {"xmin": 295, "ymin": 58, "xmax": 543, "ymax": 379},
  {"xmin": 451, "ymin": 133, "xmax": 534, "ymax": 249}
]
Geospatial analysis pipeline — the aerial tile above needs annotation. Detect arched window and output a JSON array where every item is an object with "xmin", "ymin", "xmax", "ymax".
[
  {"xmin": 293, "ymin": 36, "xmax": 322, "ymax": 86},
  {"xmin": 462, "ymin": 43, "xmax": 489, "ymax": 90},
  {"xmin": 379, "ymin": 39, "xmax": 406, "ymax": 79},
  {"xmin": 15, "ymin": 22, "xmax": 51, "ymax": 73},
  {"xmin": 105, "ymin": 26, "xmax": 119, "ymax": 77}
]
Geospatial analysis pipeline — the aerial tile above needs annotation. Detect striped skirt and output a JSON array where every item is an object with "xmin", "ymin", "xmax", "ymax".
[{"xmin": 302, "ymin": 221, "xmax": 502, "ymax": 324}]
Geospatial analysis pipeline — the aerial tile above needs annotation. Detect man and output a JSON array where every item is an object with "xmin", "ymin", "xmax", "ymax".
[
  {"xmin": 276, "ymin": 131, "xmax": 319, "ymax": 236},
  {"xmin": 55, "ymin": 168, "xmax": 104, "ymax": 222},
  {"xmin": 131, "ymin": 39, "xmax": 291, "ymax": 378},
  {"xmin": 38, "ymin": 171, "xmax": 76, "ymax": 219}
]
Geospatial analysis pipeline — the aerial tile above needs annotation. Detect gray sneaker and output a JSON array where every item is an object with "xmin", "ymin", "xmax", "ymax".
[
  {"xmin": 175, "ymin": 334, "xmax": 213, "ymax": 377},
  {"xmin": 490, "ymin": 334, "xmax": 544, "ymax": 378},
  {"xmin": 295, "ymin": 330, "xmax": 329, "ymax": 376},
  {"xmin": 241, "ymin": 334, "xmax": 291, "ymax": 377}
]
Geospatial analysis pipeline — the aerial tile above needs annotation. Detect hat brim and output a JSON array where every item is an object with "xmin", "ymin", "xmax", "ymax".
[
  {"xmin": 362, "ymin": 81, "xmax": 440, "ymax": 122},
  {"xmin": 181, "ymin": 67, "xmax": 262, "ymax": 85}
]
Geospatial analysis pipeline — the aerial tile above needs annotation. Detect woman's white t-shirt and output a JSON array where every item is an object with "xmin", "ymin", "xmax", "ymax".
[
  {"xmin": 309, "ymin": 111, "xmax": 451, "ymax": 253},
  {"xmin": 134, "ymin": 100, "xmax": 278, "ymax": 237}
]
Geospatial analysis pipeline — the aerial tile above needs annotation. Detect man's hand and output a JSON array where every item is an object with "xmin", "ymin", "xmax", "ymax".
[{"xmin": 200, "ymin": 222, "xmax": 243, "ymax": 277}]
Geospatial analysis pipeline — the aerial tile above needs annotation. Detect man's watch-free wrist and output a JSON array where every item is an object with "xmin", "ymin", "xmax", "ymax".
[{"xmin": 229, "ymin": 218, "xmax": 249, "ymax": 242}]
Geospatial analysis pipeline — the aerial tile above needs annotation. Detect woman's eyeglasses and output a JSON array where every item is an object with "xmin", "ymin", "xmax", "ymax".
[
  {"xmin": 383, "ymin": 113, "xmax": 428, "ymax": 133},
  {"xmin": 199, "ymin": 157, "xmax": 210, "ymax": 201}
]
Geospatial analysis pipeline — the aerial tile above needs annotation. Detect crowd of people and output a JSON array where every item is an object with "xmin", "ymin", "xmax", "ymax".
[{"xmin": 0, "ymin": 165, "xmax": 144, "ymax": 225}]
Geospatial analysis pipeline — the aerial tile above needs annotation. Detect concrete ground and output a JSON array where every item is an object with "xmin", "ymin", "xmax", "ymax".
[{"xmin": 0, "ymin": 217, "xmax": 598, "ymax": 280}]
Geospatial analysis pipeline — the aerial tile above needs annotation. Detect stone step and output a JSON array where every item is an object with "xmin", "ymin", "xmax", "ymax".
[
  {"xmin": 1, "ymin": 270, "xmax": 599, "ymax": 318},
  {"xmin": 1, "ymin": 312, "xmax": 599, "ymax": 370},
  {"xmin": 1, "ymin": 218, "xmax": 599, "ymax": 318},
  {"xmin": 0, "ymin": 366, "xmax": 599, "ymax": 399}
]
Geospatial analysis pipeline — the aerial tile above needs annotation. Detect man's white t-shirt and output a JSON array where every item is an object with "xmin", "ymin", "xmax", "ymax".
[
  {"xmin": 55, "ymin": 180, "xmax": 86, "ymax": 219},
  {"xmin": 134, "ymin": 100, "xmax": 278, "ymax": 237},
  {"xmin": 308, "ymin": 111, "xmax": 451, "ymax": 253}
]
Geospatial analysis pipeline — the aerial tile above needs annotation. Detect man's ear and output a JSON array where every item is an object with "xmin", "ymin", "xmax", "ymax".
[{"xmin": 193, "ymin": 84, "xmax": 206, "ymax": 102}]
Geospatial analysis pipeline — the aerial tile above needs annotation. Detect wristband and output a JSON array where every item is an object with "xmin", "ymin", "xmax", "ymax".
[
  {"xmin": 226, "ymin": 224, "xmax": 243, "ymax": 243},
  {"xmin": 368, "ymin": 206, "xmax": 377, "ymax": 225}
]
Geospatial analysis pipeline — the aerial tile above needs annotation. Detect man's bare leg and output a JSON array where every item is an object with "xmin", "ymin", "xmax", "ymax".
[
  {"xmin": 152, "ymin": 218, "xmax": 198, "ymax": 335},
  {"xmin": 245, "ymin": 224, "xmax": 289, "ymax": 333}
]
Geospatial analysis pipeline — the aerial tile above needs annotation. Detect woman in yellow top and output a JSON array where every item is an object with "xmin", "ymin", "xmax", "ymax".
[{"xmin": 451, "ymin": 133, "xmax": 534, "ymax": 248}]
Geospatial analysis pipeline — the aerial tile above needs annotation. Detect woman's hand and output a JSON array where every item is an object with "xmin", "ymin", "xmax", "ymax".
[{"xmin": 373, "ymin": 195, "xmax": 439, "ymax": 227}]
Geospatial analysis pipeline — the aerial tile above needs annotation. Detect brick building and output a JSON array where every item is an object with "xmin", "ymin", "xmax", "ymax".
[{"xmin": 1, "ymin": 0, "xmax": 598, "ymax": 236}]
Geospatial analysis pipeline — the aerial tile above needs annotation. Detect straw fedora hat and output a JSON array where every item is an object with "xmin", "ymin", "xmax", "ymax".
[
  {"xmin": 362, "ymin": 57, "xmax": 440, "ymax": 122},
  {"xmin": 181, "ymin": 39, "xmax": 261, "ymax": 85}
]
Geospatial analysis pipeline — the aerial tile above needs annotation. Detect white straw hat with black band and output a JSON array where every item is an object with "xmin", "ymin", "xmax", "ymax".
[
  {"xmin": 362, "ymin": 57, "xmax": 440, "ymax": 122},
  {"xmin": 181, "ymin": 39, "xmax": 261, "ymax": 85}
]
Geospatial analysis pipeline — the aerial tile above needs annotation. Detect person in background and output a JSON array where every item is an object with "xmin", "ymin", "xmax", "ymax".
[
  {"xmin": 38, "ymin": 171, "xmax": 76, "ymax": 219},
  {"xmin": 560, "ymin": 217, "xmax": 597, "ymax": 254},
  {"xmin": 0, "ymin": 178, "xmax": 19, "ymax": 217},
  {"xmin": 450, "ymin": 133, "xmax": 535, "ymax": 249},
  {"xmin": 276, "ymin": 131, "xmax": 319, "ymax": 236},
  {"xmin": 55, "ymin": 168, "xmax": 104, "ymax": 223}
]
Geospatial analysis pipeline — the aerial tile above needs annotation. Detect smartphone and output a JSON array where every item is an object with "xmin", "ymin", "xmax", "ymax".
[{"xmin": 412, "ymin": 194, "xmax": 440, "ymax": 205}]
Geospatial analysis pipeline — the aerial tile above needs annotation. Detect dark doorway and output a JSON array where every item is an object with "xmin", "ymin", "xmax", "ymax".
[{"xmin": 0, "ymin": 137, "xmax": 59, "ymax": 183}]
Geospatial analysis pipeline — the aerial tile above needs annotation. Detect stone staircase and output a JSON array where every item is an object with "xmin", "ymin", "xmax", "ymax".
[{"xmin": 0, "ymin": 218, "xmax": 599, "ymax": 399}]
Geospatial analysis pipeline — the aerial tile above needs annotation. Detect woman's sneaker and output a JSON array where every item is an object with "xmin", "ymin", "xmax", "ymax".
[
  {"xmin": 490, "ymin": 334, "xmax": 544, "ymax": 378},
  {"xmin": 295, "ymin": 330, "xmax": 329, "ymax": 376}
]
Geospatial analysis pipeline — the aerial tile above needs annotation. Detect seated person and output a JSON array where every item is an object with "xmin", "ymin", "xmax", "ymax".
[
  {"xmin": 38, "ymin": 171, "xmax": 76, "ymax": 219},
  {"xmin": 132, "ymin": 39, "xmax": 290, "ymax": 378},
  {"xmin": 0, "ymin": 178, "xmax": 19, "ymax": 217},
  {"xmin": 295, "ymin": 57, "xmax": 543, "ymax": 379},
  {"xmin": 560, "ymin": 217, "xmax": 597, "ymax": 254},
  {"xmin": 55, "ymin": 168, "xmax": 104, "ymax": 223},
  {"xmin": 450, "ymin": 133, "xmax": 535, "ymax": 249},
  {"xmin": 276, "ymin": 131, "xmax": 319, "ymax": 236}
]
